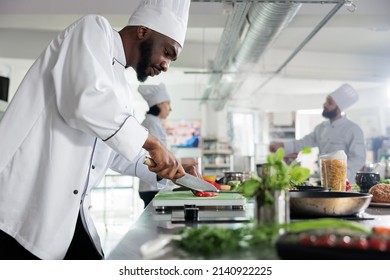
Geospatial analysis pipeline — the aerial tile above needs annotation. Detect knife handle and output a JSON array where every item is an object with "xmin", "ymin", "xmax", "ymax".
[{"xmin": 144, "ymin": 156, "xmax": 157, "ymax": 168}]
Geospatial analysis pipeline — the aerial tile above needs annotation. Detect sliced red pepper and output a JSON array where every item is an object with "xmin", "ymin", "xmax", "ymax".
[
  {"xmin": 191, "ymin": 178, "xmax": 220, "ymax": 197},
  {"xmin": 192, "ymin": 190, "xmax": 218, "ymax": 197},
  {"xmin": 203, "ymin": 179, "xmax": 221, "ymax": 190}
]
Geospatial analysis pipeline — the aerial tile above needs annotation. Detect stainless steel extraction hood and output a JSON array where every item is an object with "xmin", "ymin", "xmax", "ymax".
[{"xmin": 196, "ymin": 0, "xmax": 347, "ymax": 111}]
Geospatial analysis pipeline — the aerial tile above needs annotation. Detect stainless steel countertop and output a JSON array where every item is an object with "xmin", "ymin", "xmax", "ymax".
[{"xmin": 107, "ymin": 194, "xmax": 390, "ymax": 260}]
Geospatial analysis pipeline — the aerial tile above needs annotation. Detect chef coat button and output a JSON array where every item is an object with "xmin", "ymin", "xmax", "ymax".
[
  {"xmin": 73, "ymin": 190, "xmax": 78, "ymax": 195},
  {"xmin": 91, "ymin": 165, "xmax": 95, "ymax": 169}
]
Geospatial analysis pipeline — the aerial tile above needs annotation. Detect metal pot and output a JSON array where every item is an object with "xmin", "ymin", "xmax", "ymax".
[
  {"xmin": 289, "ymin": 191, "xmax": 372, "ymax": 217},
  {"xmin": 219, "ymin": 171, "xmax": 251, "ymax": 185}
]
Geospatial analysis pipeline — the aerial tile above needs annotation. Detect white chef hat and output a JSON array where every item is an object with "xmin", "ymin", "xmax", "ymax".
[
  {"xmin": 138, "ymin": 83, "xmax": 170, "ymax": 107},
  {"xmin": 329, "ymin": 83, "xmax": 358, "ymax": 111},
  {"xmin": 127, "ymin": 0, "xmax": 191, "ymax": 47}
]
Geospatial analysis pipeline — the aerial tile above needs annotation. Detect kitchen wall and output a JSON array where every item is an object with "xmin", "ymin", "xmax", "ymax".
[{"xmin": 2, "ymin": 56, "xmax": 389, "ymax": 157}]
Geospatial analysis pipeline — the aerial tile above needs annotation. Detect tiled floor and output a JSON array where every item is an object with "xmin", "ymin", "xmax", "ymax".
[{"xmin": 89, "ymin": 185, "xmax": 144, "ymax": 256}]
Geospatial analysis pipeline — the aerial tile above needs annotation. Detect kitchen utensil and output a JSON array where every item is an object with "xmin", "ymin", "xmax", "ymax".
[
  {"xmin": 290, "ymin": 191, "xmax": 372, "ymax": 217},
  {"xmin": 355, "ymin": 172, "xmax": 380, "ymax": 193},
  {"xmin": 218, "ymin": 171, "xmax": 251, "ymax": 185},
  {"xmin": 293, "ymin": 186, "xmax": 329, "ymax": 192},
  {"xmin": 173, "ymin": 186, "xmax": 241, "ymax": 193},
  {"xmin": 143, "ymin": 157, "xmax": 219, "ymax": 193}
]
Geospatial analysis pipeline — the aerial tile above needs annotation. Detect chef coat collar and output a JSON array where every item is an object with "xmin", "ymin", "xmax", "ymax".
[
  {"xmin": 329, "ymin": 116, "xmax": 347, "ymax": 127},
  {"xmin": 112, "ymin": 31, "xmax": 126, "ymax": 68}
]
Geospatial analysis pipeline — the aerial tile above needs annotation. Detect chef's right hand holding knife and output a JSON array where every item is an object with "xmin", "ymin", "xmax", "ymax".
[
  {"xmin": 142, "ymin": 134, "xmax": 201, "ymax": 180},
  {"xmin": 143, "ymin": 134, "xmax": 184, "ymax": 180}
]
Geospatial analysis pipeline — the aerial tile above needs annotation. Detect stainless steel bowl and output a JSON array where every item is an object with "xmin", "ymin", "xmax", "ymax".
[
  {"xmin": 290, "ymin": 191, "xmax": 372, "ymax": 217},
  {"xmin": 220, "ymin": 171, "xmax": 251, "ymax": 184}
]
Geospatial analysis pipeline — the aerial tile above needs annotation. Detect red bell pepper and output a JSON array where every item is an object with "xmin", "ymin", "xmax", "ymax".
[{"xmin": 192, "ymin": 179, "xmax": 220, "ymax": 197}]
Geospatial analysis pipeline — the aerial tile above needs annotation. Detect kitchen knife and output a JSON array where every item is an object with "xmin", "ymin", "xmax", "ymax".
[{"xmin": 143, "ymin": 157, "xmax": 219, "ymax": 193}]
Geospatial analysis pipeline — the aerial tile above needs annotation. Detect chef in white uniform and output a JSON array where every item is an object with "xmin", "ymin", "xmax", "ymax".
[
  {"xmin": 0, "ymin": 0, "xmax": 192, "ymax": 260},
  {"xmin": 270, "ymin": 84, "xmax": 366, "ymax": 184},
  {"xmin": 138, "ymin": 83, "xmax": 172, "ymax": 207}
]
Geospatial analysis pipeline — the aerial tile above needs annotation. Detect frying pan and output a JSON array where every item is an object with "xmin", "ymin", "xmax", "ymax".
[{"xmin": 290, "ymin": 191, "xmax": 372, "ymax": 217}]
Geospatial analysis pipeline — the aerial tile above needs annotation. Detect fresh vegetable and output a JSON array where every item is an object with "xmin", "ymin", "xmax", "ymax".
[
  {"xmin": 236, "ymin": 148, "xmax": 311, "ymax": 207},
  {"xmin": 203, "ymin": 179, "xmax": 221, "ymax": 190},
  {"xmin": 191, "ymin": 190, "xmax": 218, "ymax": 197},
  {"xmin": 346, "ymin": 179, "xmax": 351, "ymax": 191},
  {"xmin": 174, "ymin": 218, "xmax": 372, "ymax": 257},
  {"xmin": 380, "ymin": 178, "xmax": 390, "ymax": 184},
  {"xmin": 373, "ymin": 226, "xmax": 390, "ymax": 236},
  {"xmin": 283, "ymin": 218, "xmax": 371, "ymax": 234},
  {"xmin": 175, "ymin": 225, "xmax": 254, "ymax": 257},
  {"xmin": 367, "ymin": 236, "xmax": 386, "ymax": 251},
  {"xmin": 227, "ymin": 180, "xmax": 241, "ymax": 190},
  {"xmin": 191, "ymin": 179, "xmax": 220, "ymax": 197},
  {"xmin": 350, "ymin": 184, "xmax": 360, "ymax": 192},
  {"xmin": 298, "ymin": 233, "xmax": 373, "ymax": 250}
]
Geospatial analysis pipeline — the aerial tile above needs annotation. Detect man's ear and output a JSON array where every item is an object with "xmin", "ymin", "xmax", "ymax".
[{"xmin": 137, "ymin": 26, "xmax": 150, "ymax": 40}]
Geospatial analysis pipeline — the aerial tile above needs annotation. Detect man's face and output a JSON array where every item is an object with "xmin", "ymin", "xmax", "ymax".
[
  {"xmin": 322, "ymin": 107, "xmax": 338, "ymax": 119},
  {"xmin": 157, "ymin": 101, "xmax": 171, "ymax": 119},
  {"xmin": 322, "ymin": 96, "xmax": 338, "ymax": 119},
  {"xmin": 136, "ymin": 37, "xmax": 154, "ymax": 82},
  {"xmin": 135, "ymin": 29, "xmax": 182, "ymax": 82}
]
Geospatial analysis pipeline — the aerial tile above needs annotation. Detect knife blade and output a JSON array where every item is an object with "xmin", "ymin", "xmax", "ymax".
[{"xmin": 143, "ymin": 156, "xmax": 219, "ymax": 193}]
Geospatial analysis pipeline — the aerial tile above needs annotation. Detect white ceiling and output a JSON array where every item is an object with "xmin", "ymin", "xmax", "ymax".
[{"xmin": 0, "ymin": 0, "xmax": 390, "ymax": 112}]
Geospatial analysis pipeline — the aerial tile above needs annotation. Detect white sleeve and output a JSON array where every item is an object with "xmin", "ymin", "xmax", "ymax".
[
  {"xmin": 51, "ymin": 15, "xmax": 147, "ymax": 162},
  {"xmin": 109, "ymin": 150, "xmax": 165, "ymax": 187},
  {"xmin": 284, "ymin": 129, "xmax": 319, "ymax": 155}
]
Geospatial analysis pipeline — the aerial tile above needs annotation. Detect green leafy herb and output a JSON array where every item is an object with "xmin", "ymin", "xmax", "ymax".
[
  {"xmin": 173, "ymin": 218, "xmax": 371, "ymax": 258},
  {"xmin": 380, "ymin": 178, "xmax": 390, "ymax": 184},
  {"xmin": 227, "ymin": 180, "xmax": 241, "ymax": 190},
  {"xmin": 351, "ymin": 184, "xmax": 360, "ymax": 192},
  {"xmin": 236, "ymin": 148, "xmax": 311, "ymax": 201}
]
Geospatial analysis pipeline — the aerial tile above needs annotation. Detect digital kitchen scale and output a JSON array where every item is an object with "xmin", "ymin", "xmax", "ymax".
[
  {"xmin": 170, "ymin": 209, "xmax": 251, "ymax": 223},
  {"xmin": 152, "ymin": 191, "xmax": 247, "ymax": 209}
]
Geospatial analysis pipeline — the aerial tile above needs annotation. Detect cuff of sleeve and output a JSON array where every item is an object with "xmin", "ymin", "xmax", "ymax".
[{"xmin": 105, "ymin": 116, "xmax": 148, "ymax": 162}]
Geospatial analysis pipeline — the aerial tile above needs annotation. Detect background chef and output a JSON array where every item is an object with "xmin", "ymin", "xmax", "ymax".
[{"xmin": 270, "ymin": 83, "xmax": 366, "ymax": 184}]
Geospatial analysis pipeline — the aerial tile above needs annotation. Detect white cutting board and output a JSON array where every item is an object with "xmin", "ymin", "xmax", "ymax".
[{"xmin": 152, "ymin": 191, "xmax": 246, "ymax": 207}]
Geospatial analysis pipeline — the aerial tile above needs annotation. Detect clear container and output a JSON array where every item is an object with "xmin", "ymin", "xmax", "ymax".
[{"xmin": 320, "ymin": 150, "xmax": 347, "ymax": 191}]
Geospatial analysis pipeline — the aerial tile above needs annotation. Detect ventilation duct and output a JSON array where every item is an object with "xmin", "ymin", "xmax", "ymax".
[{"xmin": 202, "ymin": 2, "xmax": 302, "ymax": 111}]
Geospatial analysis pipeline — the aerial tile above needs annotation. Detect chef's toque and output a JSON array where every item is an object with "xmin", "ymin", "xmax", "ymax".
[
  {"xmin": 127, "ymin": 0, "xmax": 191, "ymax": 47},
  {"xmin": 138, "ymin": 83, "xmax": 170, "ymax": 107},
  {"xmin": 329, "ymin": 83, "xmax": 358, "ymax": 111}
]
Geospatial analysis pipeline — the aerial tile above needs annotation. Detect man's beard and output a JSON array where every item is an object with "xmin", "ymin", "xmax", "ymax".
[
  {"xmin": 322, "ymin": 107, "xmax": 338, "ymax": 119},
  {"xmin": 136, "ymin": 38, "xmax": 154, "ymax": 82}
]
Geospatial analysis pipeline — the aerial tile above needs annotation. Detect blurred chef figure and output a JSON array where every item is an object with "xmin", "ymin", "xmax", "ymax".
[
  {"xmin": 0, "ymin": 0, "xmax": 192, "ymax": 260},
  {"xmin": 138, "ymin": 83, "xmax": 172, "ymax": 207},
  {"xmin": 270, "ymin": 83, "xmax": 366, "ymax": 183}
]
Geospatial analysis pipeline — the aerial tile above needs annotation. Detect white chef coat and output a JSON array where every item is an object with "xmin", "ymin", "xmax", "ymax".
[
  {"xmin": 0, "ymin": 15, "xmax": 161, "ymax": 260},
  {"xmin": 283, "ymin": 116, "xmax": 366, "ymax": 183},
  {"xmin": 139, "ymin": 114, "xmax": 169, "ymax": 191}
]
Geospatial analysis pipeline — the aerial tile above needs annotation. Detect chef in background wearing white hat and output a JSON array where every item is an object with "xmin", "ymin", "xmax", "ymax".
[
  {"xmin": 138, "ymin": 83, "xmax": 172, "ymax": 207},
  {"xmin": 0, "ymin": 0, "xmax": 193, "ymax": 260},
  {"xmin": 270, "ymin": 83, "xmax": 366, "ymax": 184}
]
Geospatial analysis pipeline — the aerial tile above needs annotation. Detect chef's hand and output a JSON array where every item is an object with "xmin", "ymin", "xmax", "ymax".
[
  {"xmin": 269, "ymin": 142, "xmax": 284, "ymax": 153},
  {"xmin": 143, "ymin": 134, "xmax": 185, "ymax": 180}
]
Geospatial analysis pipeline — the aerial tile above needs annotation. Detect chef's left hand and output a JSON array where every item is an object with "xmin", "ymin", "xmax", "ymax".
[{"xmin": 180, "ymin": 158, "xmax": 201, "ymax": 178}]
